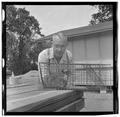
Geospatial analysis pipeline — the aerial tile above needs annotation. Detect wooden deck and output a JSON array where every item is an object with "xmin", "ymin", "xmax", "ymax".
[{"xmin": 7, "ymin": 82, "xmax": 84, "ymax": 112}]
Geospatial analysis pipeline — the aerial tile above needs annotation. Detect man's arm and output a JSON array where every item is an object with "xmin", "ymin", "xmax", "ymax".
[
  {"xmin": 66, "ymin": 50, "xmax": 75, "ymax": 86},
  {"xmin": 38, "ymin": 49, "xmax": 49, "ymax": 83},
  {"xmin": 67, "ymin": 50, "xmax": 72, "ymax": 64}
]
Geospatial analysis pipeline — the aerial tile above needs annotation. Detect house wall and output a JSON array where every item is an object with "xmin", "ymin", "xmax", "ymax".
[{"xmin": 67, "ymin": 30, "xmax": 113, "ymax": 66}]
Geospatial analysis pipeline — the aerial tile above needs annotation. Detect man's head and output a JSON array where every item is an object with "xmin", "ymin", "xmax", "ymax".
[{"xmin": 52, "ymin": 32, "xmax": 68, "ymax": 59}]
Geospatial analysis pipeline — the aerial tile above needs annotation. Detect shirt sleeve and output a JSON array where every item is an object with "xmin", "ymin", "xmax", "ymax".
[
  {"xmin": 38, "ymin": 49, "xmax": 49, "ymax": 82},
  {"xmin": 66, "ymin": 50, "xmax": 72, "ymax": 64},
  {"xmin": 66, "ymin": 50, "xmax": 75, "ymax": 86}
]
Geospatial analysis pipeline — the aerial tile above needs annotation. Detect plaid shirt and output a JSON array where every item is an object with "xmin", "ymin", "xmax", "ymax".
[{"xmin": 38, "ymin": 47, "xmax": 72, "ymax": 82}]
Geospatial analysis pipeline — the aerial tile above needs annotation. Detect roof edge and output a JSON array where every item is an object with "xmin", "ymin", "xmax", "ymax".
[{"xmin": 44, "ymin": 21, "xmax": 113, "ymax": 39}]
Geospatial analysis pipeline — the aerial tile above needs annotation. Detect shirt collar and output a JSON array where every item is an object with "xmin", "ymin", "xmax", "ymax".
[{"xmin": 49, "ymin": 47, "xmax": 67, "ymax": 62}]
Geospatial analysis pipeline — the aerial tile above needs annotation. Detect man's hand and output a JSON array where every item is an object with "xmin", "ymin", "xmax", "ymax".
[
  {"xmin": 62, "ymin": 69, "xmax": 71, "ymax": 76},
  {"xmin": 43, "ymin": 72, "xmax": 68, "ymax": 88}
]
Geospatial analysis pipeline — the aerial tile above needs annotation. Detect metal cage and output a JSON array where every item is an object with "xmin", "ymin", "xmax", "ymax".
[{"xmin": 39, "ymin": 63, "xmax": 113, "ymax": 90}]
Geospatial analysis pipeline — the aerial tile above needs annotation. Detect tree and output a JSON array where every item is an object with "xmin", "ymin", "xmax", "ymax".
[
  {"xmin": 6, "ymin": 5, "xmax": 44, "ymax": 75},
  {"xmin": 6, "ymin": 30, "xmax": 19, "ymax": 72},
  {"xmin": 89, "ymin": 5, "xmax": 113, "ymax": 25}
]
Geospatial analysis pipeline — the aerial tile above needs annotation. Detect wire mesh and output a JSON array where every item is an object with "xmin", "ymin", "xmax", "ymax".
[{"xmin": 39, "ymin": 63, "xmax": 113, "ymax": 90}]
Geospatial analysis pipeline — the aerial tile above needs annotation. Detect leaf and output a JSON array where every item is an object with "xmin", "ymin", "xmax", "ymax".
[{"xmin": 89, "ymin": 5, "xmax": 113, "ymax": 25}]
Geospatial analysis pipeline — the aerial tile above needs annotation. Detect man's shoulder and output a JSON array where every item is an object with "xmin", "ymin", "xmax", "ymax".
[
  {"xmin": 38, "ymin": 48, "xmax": 48, "ymax": 58},
  {"xmin": 39, "ymin": 48, "xmax": 49, "ymax": 55},
  {"xmin": 66, "ymin": 50, "xmax": 72, "ymax": 57},
  {"xmin": 38, "ymin": 48, "xmax": 53, "ymax": 58}
]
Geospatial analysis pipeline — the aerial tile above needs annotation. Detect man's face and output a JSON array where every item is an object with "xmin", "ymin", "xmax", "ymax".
[{"xmin": 53, "ymin": 39, "xmax": 67, "ymax": 58}]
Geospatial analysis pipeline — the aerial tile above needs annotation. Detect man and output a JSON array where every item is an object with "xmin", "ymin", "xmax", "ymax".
[{"xmin": 38, "ymin": 32, "xmax": 73, "ymax": 89}]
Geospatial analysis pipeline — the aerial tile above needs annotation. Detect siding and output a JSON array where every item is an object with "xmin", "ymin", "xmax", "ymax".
[{"xmin": 67, "ymin": 30, "xmax": 113, "ymax": 65}]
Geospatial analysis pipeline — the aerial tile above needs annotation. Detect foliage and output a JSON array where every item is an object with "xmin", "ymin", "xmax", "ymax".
[
  {"xmin": 6, "ymin": 5, "xmax": 45, "ymax": 75},
  {"xmin": 89, "ymin": 5, "xmax": 113, "ymax": 25},
  {"xmin": 27, "ymin": 40, "xmax": 46, "ymax": 69}
]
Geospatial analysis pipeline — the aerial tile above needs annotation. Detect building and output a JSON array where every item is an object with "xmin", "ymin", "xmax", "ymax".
[{"xmin": 44, "ymin": 21, "xmax": 113, "ymax": 66}]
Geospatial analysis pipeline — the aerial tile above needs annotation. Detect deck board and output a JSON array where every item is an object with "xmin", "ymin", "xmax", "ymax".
[{"xmin": 7, "ymin": 90, "xmax": 84, "ymax": 112}]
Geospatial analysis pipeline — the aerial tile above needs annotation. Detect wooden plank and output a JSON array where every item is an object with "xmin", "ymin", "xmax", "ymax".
[
  {"xmin": 7, "ymin": 90, "xmax": 72, "ymax": 111},
  {"xmin": 33, "ymin": 91, "xmax": 83, "ymax": 112},
  {"xmin": 55, "ymin": 98, "xmax": 84, "ymax": 112},
  {"xmin": 7, "ymin": 84, "xmax": 42, "ymax": 96},
  {"xmin": 7, "ymin": 90, "xmax": 84, "ymax": 112},
  {"xmin": 7, "ymin": 90, "xmax": 49, "ymax": 101},
  {"xmin": 7, "ymin": 82, "xmax": 35, "ymax": 88}
]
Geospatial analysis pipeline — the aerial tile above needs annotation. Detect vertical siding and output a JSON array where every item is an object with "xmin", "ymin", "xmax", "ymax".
[
  {"xmin": 67, "ymin": 30, "xmax": 113, "ymax": 65},
  {"xmin": 86, "ymin": 35, "xmax": 99, "ymax": 61},
  {"xmin": 73, "ymin": 39, "xmax": 85, "ymax": 62},
  {"xmin": 99, "ymin": 31, "xmax": 113, "ymax": 65}
]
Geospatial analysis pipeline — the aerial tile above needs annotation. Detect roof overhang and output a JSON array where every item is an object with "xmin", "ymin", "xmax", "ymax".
[{"xmin": 43, "ymin": 21, "xmax": 113, "ymax": 40}]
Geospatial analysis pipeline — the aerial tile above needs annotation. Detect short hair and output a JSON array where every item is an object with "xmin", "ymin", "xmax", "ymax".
[{"xmin": 52, "ymin": 32, "xmax": 68, "ymax": 44}]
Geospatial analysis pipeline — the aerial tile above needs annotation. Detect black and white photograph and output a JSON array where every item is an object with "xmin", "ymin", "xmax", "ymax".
[{"xmin": 2, "ymin": 2, "xmax": 118, "ymax": 115}]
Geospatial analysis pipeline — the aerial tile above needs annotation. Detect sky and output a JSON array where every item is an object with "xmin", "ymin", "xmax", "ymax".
[{"xmin": 16, "ymin": 5, "xmax": 98, "ymax": 36}]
